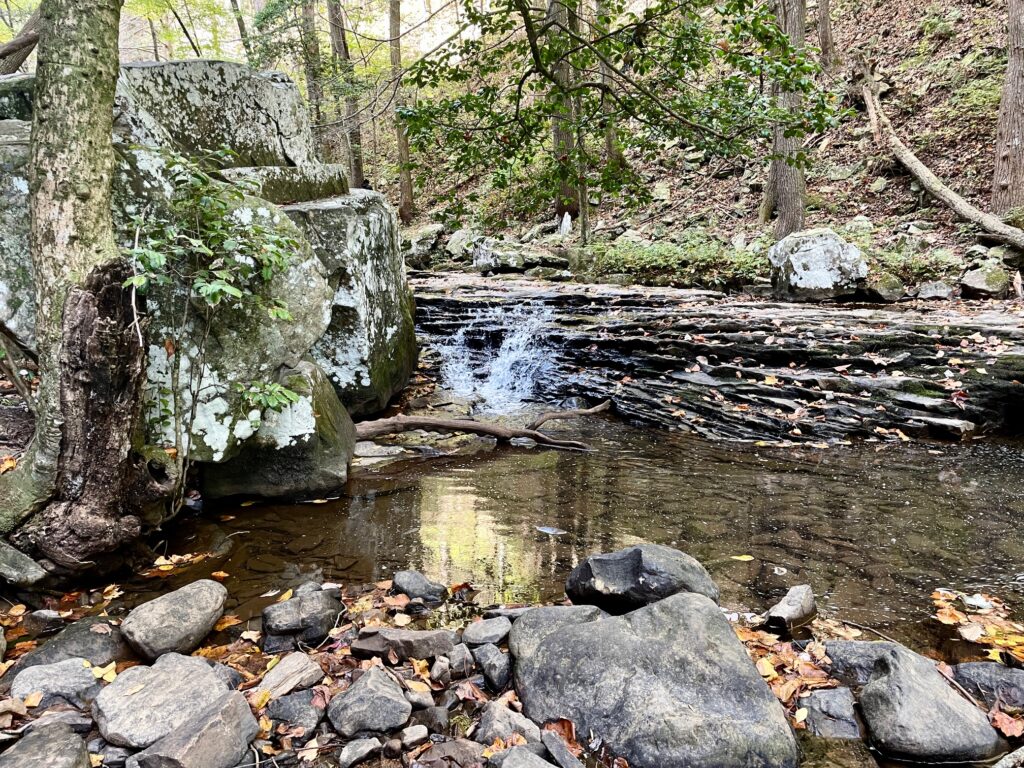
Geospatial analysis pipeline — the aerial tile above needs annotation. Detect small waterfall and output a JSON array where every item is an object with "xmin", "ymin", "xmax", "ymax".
[{"xmin": 435, "ymin": 303, "xmax": 554, "ymax": 413}]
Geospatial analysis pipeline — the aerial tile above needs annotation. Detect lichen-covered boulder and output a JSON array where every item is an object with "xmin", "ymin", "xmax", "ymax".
[
  {"xmin": 0, "ymin": 119, "xmax": 32, "ymax": 352},
  {"xmin": 117, "ymin": 61, "xmax": 317, "ymax": 167},
  {"xmin": 220, "ymin": 165, "xmax": 349, "ymax": 205},
  {"xmin": 201, "ymin": 360, "xmax": 356, "ymax": 499},
  {"xmin": 285, "ymin": 190, "xmax": 417, "ymax": 416},
  {"xmin": 0, "ymin": 75, "xmax": 33, "ymax": 121},
  {"xmin": 961, "ymin": 262, "xmax": 1010, "ymax": 299},
  {"xmin": 769, "ymin": 229, "xmax": 867, "ymax": 301},
  {"xmin": 472, "ymin": 238, "xmax": 569, "ymax": 275}
]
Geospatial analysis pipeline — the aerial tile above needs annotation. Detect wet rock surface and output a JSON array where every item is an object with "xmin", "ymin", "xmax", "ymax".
[
  {"xmin": 120, "ymin": 579, "xmax": 227, "ymax": 659},
  {"xmin": 11, "ymin": 658, "xmax": 101, "ymax": 710},
  {"xmin": 765, "ymin": 584, "xmax": 817, "ymax": 631},
  {"xmin": 326, "ymin": 666, "xmax": 411, "ymax": 737},
  {"xmin": 803, "ymin": 687, "xmax": 862, "ymax": 740},
  {"xmin": 0, "ymin": 723, "xmax": 90, "ymax": 768},
  {"xmin": 261, "ymin": 588, "xmax": 345, "ymax": 646},
  {"xmin": 392, "ymin": 570, "xmax": 448, "ymax": 602}
]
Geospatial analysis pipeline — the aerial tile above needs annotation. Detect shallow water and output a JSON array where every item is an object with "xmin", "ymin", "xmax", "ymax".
[{"xmin": 132, "ymin": 417, "xmax": 1024, "ymax": 655}]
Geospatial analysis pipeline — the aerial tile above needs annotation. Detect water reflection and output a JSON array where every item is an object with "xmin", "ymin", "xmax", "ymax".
[{"xmin": 141, "ymin": 419, "xmax": 1024, "ymax": 651}]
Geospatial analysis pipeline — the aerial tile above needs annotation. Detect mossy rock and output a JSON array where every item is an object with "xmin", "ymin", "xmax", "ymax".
[
  {"xmin": 0, "ymin": 76, "xmax": 33, "ymax": 121},
  {"xmin": 960, "ymin": 262, "xmax": 1010, "ymax": 299},
  {"xmin": 865, "ymin": 271, "xmax": 905, "ymax": 303}
]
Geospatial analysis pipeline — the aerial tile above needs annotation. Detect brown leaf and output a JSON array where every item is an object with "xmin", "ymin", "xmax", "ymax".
[
  {"xmin": 992, "ymin": 709, "xmax": 1024, "ymax": 738},
  {"xmin": 214, "ymin": 615, "xmax": 243, "ymax": 632}
]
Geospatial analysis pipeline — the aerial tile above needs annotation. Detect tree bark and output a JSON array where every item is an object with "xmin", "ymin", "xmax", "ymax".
[
  {"xmin": 549, "ymin": 0, "xmax": 579, "ymax": 220},
  {"xmin": 817, "ymin": 0, "xmax": 834, "ymax": 70},
  {"xmin": 0, "ymin": 0, "xmax": 153, "ymax": 569},
  {"xmin": 594, "ymin": 0, "xmax": 624, "ymax": 170},
  {"xmin": 993, "ymin": 0, "xmax": 1024, "ymax": 216},
  {"xmin": 0, "ymin": 9, "xmax": 40, "ymax": 75},
  {"xmin": 327, "ymin": 0, "xmax": 366, "ymax": 188},
  {"xmin": 228, "ymin": 0, "xmax": 254, "ymax": 63},
  {"xmin": 390, "ymin": 0, "xmax": 414, "ymax": 223},
  {"xmin": 300, "ymin": 0, "xmax": 324, "ymax": 131},
  {"xmin": 760, "ymin": 0, "xmax": 807, "ymax": 240}
]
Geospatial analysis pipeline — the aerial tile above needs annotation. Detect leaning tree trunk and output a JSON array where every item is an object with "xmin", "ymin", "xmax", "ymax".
[
  {"xmin": 549, "ymin": 0, "xmax": 579, "ymax": 221},
  {"xmin": 327, "ymin": 0, "xmax": 366, "ymax": 188},
  {"xmin": 0, "ymin": 0, "xmax": 151, "ymax": 569},
  {"xmin": 0, "ymin": 9, "xmax": 40, "ymax": 75},
  {"xmin": 760, "ymin": 0, "xmax": 807, "ymax": 239},
  {"xmin": 390, "ymin": 0, "xmax": 415, "ymax": 223},
  {"xmin": 228, "ymin": 0, "xmax": 255, "ymax": 64},
  {"xmin": 817, "ymin": 0, "xmax": 834, "ymax": 70},
  {"xmin": 993, "ymin": 0, "xmax": 1024, "ymax": 216}
]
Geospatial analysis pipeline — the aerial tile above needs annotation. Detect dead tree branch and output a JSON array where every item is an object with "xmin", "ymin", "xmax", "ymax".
[
  {"xmin": 525, "ymin": 399, "xmax": 611, "ymax": 431},
  {"xmin": 354, "ymin": 415, "xmax": 592, "ymax": 451}
]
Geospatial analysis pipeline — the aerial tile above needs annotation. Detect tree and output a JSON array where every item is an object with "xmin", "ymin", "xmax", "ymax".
[
  {"xmin": 817, "ymin": 0, "xmax": 834, "ymax": 70},
  {"xmin": 549, "ymin": 0, "xmax": 579, "ymax": 220},
  {"xmin": 300, "ymin": 0, "xmax": 324, "ymax": 128},
  {"xmin": 391, "ymin": 0, "xmax": 415, "ymax": 223},
  {"xmin": 228, "ymin": 0, "xmax": 255, "ymax": 63},
  {"xmin": 326, "ymin": 0, "xmax": 366, "ymax": 187},
  {"xmin": 760, "ymin": 0, "xmax": 808, "ymax": 240},
  {"xmin": 0, "ymin": 9, "xmax": 41, "ymax": 75},
  {"xmin": 0, "ymin": 0, "xmax": 155, "ymax": 568},
  {"xmin": 993, "ymin": 0, "xmax": 1024, "ymax": 218}
]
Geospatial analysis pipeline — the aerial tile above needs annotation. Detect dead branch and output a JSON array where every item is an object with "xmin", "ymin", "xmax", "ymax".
[
  {"xmin": 525, "ymin": 399, "xmax": 611, "ymax": 431},
  {"xmin": 354, "ymin": 415, "xmax": 592, "ymax": 451},
  {"xmin": 860, "ymin": 62, "xmax": 1024, "ymax": 251}
]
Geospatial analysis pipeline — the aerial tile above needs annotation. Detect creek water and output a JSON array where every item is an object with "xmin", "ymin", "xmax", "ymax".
[{"xmin": 124, "ymin": 299, "xmax": 1024, "ymax": 661}]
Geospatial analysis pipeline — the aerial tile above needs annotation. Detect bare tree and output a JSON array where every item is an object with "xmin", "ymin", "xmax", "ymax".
[
  {"xmin": 595, "ymin": 0, "xmax": 624, "ymax": 170},
  {"xmin": 760, "ymin": 0, "xmax": 807, "ymax": 239},
  {"xmin": 228, "ymin": 0, "xmax": 255, "ymax": 63},
  {"xmin": 817, "ymin": 0, "xmax": 834, "ymax": 70},
  {"xmin": 390, "ymin": 0, "xmax": 415, "ymax": 223},
  {"xmin": 548, "ymin": 0, "xmax": 579, "ymax": 221},
  {"xmin": 993, "ymin": 0, "xmax": 1024, "ymax": 217},
  {"xmin": 327, "ymin": 0, "xmax": 366, "ymax": 187},
  {"xmin": 300, "ymin": 0, "xmax": 324, "ymax": 130},
  {"xmin": 0, "ymin": 9, "xmax": 40, "ymax": 75}
]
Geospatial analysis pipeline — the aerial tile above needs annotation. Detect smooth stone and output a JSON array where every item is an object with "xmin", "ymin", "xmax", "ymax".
[
  {"xmin": 0, "ymin": 723, "xmax": 89, "ymax": 768},
  {"xmin": 803, "ymin": 688, "xmax": 862, "ymax": 740},
  {"xmin": 211, "ymin": 662, "xmax": 244, "ymax": 690},
  {"xmin": 824, "ymin": 640, "xmax": 904, "ymax": 687},
  {"xmin": 383, "ymin": 738, "xmax": 402, "ymax": 759},
  {"xmin": 416, "ymin": 739, "xmax": 486, "ymax": 766},
  {"xmin": 261, "ymin": 590, "xmax": 345, "ymax": 645},
  {"xmin": 25, "ymin": 710, "xmax": 93, "ymax": 735},
  {"xmin": 4, "ymin": 616, "xmax": 130, "ymax": 683},
  {"xmin": 400, "ymin": 724, "xmax": 429, "ymax": 749},
  {"xmin": 765, "ymin": 585, "xmax": 817, "ymax": 631},
  {"xmin": 351, "ymin": 628, "xmax": 456, "ymax": 661},
  {"xmin": 86, "ymin": 739, "xmax": 134, "ymax": 768},
  {"xmin": 125, "ymin": 690, "xmax": 259, "ymax": 768},
  {"xmin": 474, "ymin": 702, "xmax": 540, "ymax": 745},
  {"xmin": 491, "ymin": 746, "xmax": 554, "ymax": 767},
  {"xmin": 121, "ymin": 580, "xmax": 227, "ymax": 659},
  {"xmin": 255, "ymin": 652, "xmax": 322, "ymax": 699},
  {"xmin": 448, "ymin": 643, "xmax": 475, "ymax": 678},
  {"xmin": 392, "ymin": 570, "xmax": 447, "ymax": 602},
  {"xmin": 918, "ymin": 280, "xmax": 953, "ymax": 300},
  {"xmin": 404, "ymin": 688, "xmax": 433, "ymax": 709},
  {"xmin": 326, "ymin": 667, "xmax": 411, "ymax": 737},
  {"xmin": 540, "ymin": 730, "xmax": 585, "ymax": 768},
  {"xmin": 93, "ymin": 653, "xmax": 229, "ymax": 749},
  {"xmin": 411, "ymin": 706, "xmax": 449, "ymax": 734},
  {"xmin": 11, "ymin": 657, "xmax": 101, "ymax": 709},
  {"xmin": 565, "ymin": 544, "xmax": 719, "ymax": 613},
  {"xmin": 952, "ymin": 662, "xmax": 1024, "ymax": 711},
  {"xmin": 336, "ymin": 737, "xmax": 381, "ymax": 768},
  {"xmin": 462, "ymin": 617, "xmax": 512, "ymax": 647},
  {"xmin": 483, "ymin": 607, "xmax": 533, "ymax": 621},
  {"xmin": 266, "ymin": 689, "xmax": 324, "ymax": 737},
  {"xmin": 507, "ymin": 606, "xmax": 603, "ymax": 661},
  {"xmin": 472, "ymin": 644, "xmax": 510, "ymax": 691},
  {"xmin": 0, "ymin": 540, "xmax": 47, "ymax": 587},
  {"xmin": 430, "ymin": 655, "xmax": 451, "ymax": 685}
]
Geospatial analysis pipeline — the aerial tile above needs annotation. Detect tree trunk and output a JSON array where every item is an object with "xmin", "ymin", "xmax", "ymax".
[
  {"xmin": 228, "ymin": 0, "xmax": 254, "ymax": 63},
  {"xmin": 594, "ymin": 0, "xmax": 624, "ymax": 170},
  {"xmin": 817, "ymin": 0, "xmax": 834, "ymax": 70},
  {"xmin": 390, "ymin": 0, "xmax": 414, "ymax": 223},
  {"xmin": 0, "ymin": 9, "xmax": 40, "ymax": 75},
  {"xmin": 549, "ymin": 0, "xmax": 579, "ymax": 220},
  {"xmin": 760, "ymin": 0, "xmax": 807, "ymax": 239},
  {"xmin": 300, "ymin": 0, "xmax": 324, "ymax": 131},
  {"xmin": 327, "ymin": 0, "xmax": 366, "ymax": 188},
  {"xmin": 993, "ymin": 0, "xmax": 1024, "ymax": 216},
  {"xmin": 148, "ymin": 18, "xmax": 160, "ymax": 61},
  {"xmin": 0, "ymin": 0, "xmax": 152, "ymax": 569}
]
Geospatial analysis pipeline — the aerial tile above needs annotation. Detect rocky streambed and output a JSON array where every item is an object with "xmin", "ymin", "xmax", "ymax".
[{"xmin": 0, "ymin": 545, "xmax": 1021, "ymax": 768}]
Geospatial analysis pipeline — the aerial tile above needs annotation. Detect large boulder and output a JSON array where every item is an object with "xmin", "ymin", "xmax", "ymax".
[
  {"xmin": 0, "ymin": 120, "xmax": 32, "ymax": 353},
  {"xmin": 768, "ymin": 229, "xmax": 867, "ymax": 301},
  {"xmin": 565, "ymin": 544, "xmax": 719, "ymax": 613},
  {"xmin": 284, "ymin": 190, "xmax": 417, "ymax": 415},
  {"xmin": 0, "ymin": 723, "xmax": 90, "ymax": 768},
  {"xmin": 510, "ymin": 594, "xmax": 799, "ymax": 768},
  {"xmin": 220, "ymin": 165, "xmax": 349, "ymax": 205},
  {"xmin": 961, "ymin": 262, "xmax": 1010, "ymax": 299},
  {"xmin": 952, "ymin": 662, "xmax": 1024, "ymax": 711},
  {"xmin": 120, "ymin": 579, "xmax": 227, "ymax": 658},
  {"xmin": 472, "ymin": 238, "xmax": 569, "ymax": 275}
]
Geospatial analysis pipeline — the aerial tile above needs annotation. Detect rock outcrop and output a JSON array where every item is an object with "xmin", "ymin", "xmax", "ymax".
[{"xmin": 768, "ymin": 229, "xmax": 867, "ymax": 301}]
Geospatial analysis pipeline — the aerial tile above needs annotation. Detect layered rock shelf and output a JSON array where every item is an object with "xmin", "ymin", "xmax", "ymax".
[{"xmin": 414, "ymin": 273, "xmax": 1024, "ymax": 443}]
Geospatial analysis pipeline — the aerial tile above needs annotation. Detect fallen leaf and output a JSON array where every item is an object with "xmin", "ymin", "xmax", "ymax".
[
  {"xmin": 22, "ymin": 691, "xmax": 42, "ymax": 708},
  {"xmin": 992, "ymin": 709, "xmax": 1024, "ymax": 738},
  {"xmin": 89, "ymin": 755, "xmax": 104, "ymax": 768},
  {"xmin": 0, "ymin": 456, "xmax": 16, "ymax": 475},
  {"xmin": 210, "ymin": 571, "xmax": 230, "ymax": 581},
  {"xmin": 90, "ymin": 623, "xmax": 113, "ymax": 635},
  {"xmin": 277, "ymin": 589, "xmax": 293, "ymax": 603},
  {"xmin": 92, "ymin": 662, "xmax": 117, "ymax": 683},
  {"xmin": 731, "ymin": 555, "xmax": 755, "ymax": 562},
  {"xmin": 214, "ymin": 615, "xmax": 243, "ymax": 631}
]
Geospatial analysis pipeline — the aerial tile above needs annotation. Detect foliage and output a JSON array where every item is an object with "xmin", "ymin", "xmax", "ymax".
[{"xmin": 236, "ymin": 381, "xmax": 303, "ymax": 412}]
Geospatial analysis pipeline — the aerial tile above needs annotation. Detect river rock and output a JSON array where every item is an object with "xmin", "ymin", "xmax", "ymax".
[
  {"xmin": 859, "ymin": 643, "xmax": 1005, "ymax": 762},
  {"xmin": 23, "ymin": 610, "xmax": 65, "ymax": 637},
  {"xmin": 392, "ymin": 570, "xmax": 448, "ymax": 602},
  {"xmin": 125, "ymin": 690, "xmax": 258, "ymax": 768},
  {"xmin": 765, "ymin": 584, "xmax": 817, "ymax": 631},
  {"xmin": 11, "ymin": 658, "xmax": 101, "ymax": 709},
  {"xmin": 824, "ymin": 640, "xmax": 903, "ymax": 687},
  {"xmin": 5, "ymin": 616, "xmax": 130, "ymax": 683},
  {"xmin": 405, "ymin": 688, "xmax": 433, "ymax": 709},
  {"xmin": 121, "ymin": 579, "xmax": 227, "ymax": 659},
  {"xmin": 565, "ymin": 543, "xmax": 719, "ymax": 613},
  {"xmin": 400, "ymin": 724, "xmax": 429, "ymax": 749},
  {"xmin": 462, "ymin": 617, "xmax": 512, "ymax": 646},
  {"xmin": 961, "ymin": 262, "xmax": 1010, "ymax": 299},
  {"xmin": 326, "ymin": 667, "xmax": 411, "ymax": 737},
  {"xmin": 994, "ymin": 746, "xmax": 1024, "ymax": 768},
  {"xmin": 473, "ymin": 644, "xmax": 511, "ymax": 691},
  {"xmin": 511, "ymin": 594, "xmax": 798, "ymax": 768},
  {"xmin": 448, "ymin": 643, "xmax": 475, "ymax": 678},
  {"xmin": 411, "ymin": 706, "xmax": 449, "ymax": 734},
  {"xmin": 93, "ymin": 653, "xmax": 229, "ymax": 749},
  {"xmin": 474, "ymin": 702, "xmax": 541, "ymax": 745},
  {"xmin": 491, "ymin": 747, "xmax": 554, "ymax": 767},
  {"xmin": 351, "ymin": 628, "xmax": 456, "ymax": 661},
  {"xmin": 336, "ymin": 737, "xmax": 381, "ymax": 768},
  {"xmin": 803, "ymin": 688, "xmax": 862, "ymax": 740},
  {"xmin": 866, "ymin": 271, "xmax": 905, "ymax": 303},
  {"xmin": 256, "ymin": 652, "xmax": 323, "ymax": 699},
  {"xmin": 262, "ymin": 589, "xmax": 345, "ymax": 646},
  {"xmin": 768, "ymin": 228, "xmax": 867, "ymax": 301},
  {"xmin": 266, "ymin": 689, "xmax": 324, "ymax": 737},
  {"xmin": 952, "ymin": 662, "xmax": 1024, "ymax": 711},
  {"xmin": 0, "ymin": 723, "xmax": 89, "ymax": 768},
  {"xmin": 417, "ymin": 739, "xmax": 486, "ymax": 766},
  {"xmin": 446, "ymin": 228, "xmax": 484, "ymax": 260},
  {"xmin": 430, "ymin": 655, "xmax": 451, "ymax": 684},
  {"xmin": 0, "ymin": 539, "xmax": 46, "ymax": 587},
  {"xmin": 918, "ymin": 280, "xmax": 954, "ymax": 300},
  {"xmin": 402, "ymin": 222, "xmax": 444, "ymax": 270},
  {"xmin": 472, "ymin": 239, "xmax": 568, "ymax": 275},
  {"xmin": 541, "ymin": 730, "xmax": 585, "ymax": 768}
]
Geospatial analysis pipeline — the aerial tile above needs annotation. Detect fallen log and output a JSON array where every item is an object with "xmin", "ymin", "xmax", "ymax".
[
  {"xmin": 354, "ymin": 415, "xmax": 592, "ymax": 451},
  {"xmin": 525, "ymin": 399, "xmax": 611, "ymax": 431}
]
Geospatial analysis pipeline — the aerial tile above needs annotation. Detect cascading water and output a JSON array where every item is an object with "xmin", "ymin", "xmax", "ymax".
[{"xmin": 434, "ymin": 302, "xmax": 554, "ymax": 413}]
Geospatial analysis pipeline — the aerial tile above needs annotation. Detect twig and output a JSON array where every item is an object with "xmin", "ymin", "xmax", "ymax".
[
  {"xmin": 525, "ymin": 399, "xmax": 611, "ymax": 431},
  {"xmin": 839, "ymin": 619, "xmax": 899, "ymax": 644}
]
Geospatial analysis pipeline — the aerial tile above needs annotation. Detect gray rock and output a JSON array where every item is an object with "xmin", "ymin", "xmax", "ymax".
[
  {"xmin": 402, "ymin": 222, "xmax": 445, "ymax": 270},
  {"xmin": 121, "ymin": 579, "xmax": 227, "ymax": 659},
  {"xmin": 859, "ymin": 643, "xmax": 1005, "ymax": 762},
  {"xmin": 351, "ymin": 628, "xmax": 456, "ymax": 661},
  {"xmin": 803, "ymin": 688, "xmax": 862, "ymax": 740},
  {"xmin": 125, "ymin": 690, "xmax": 259, "ymax": 768},
  {"xmin": 474, "ymin": 702, "xmax": 541, "ymax": 745},
  {"xmin": 430, "ymin": 655, "xmax": 451, "ymax": 685},
  {"xmin": 0, "ymin": 723, "xmax": 89, "ymax": 768},
  {"xmin": 866, "ymin": 271, "xmax": 905, "ymax": 303},
  {"xmin": 446, "ymin": 229, "xmax": 484, "ymax": 260},
  {"xmin": 765, "ymin": 585, "xmax": 817, "ymax": 632},
  {"xmin": 219, "ymin": 165, "xmax": 349, "ymax": 205},
  {"xmin": 336, "ymin": 737, "xmax": 381, "ymax": 768},
  {"xmin": 400, "ymin": 724, "xmax": 429, "ymax": 749},
  {"xmin": 412, "ymin": 706, "xmax": 449, "ymax": 734},
  {"xmin": 405, "ymin": 688, "xmax": 433, "ymax": 709},
  {"xmin": 483, "ymin": 607, "xmax": 533, "ymax": 621},
  {"xmin": 211, "ymin": 663, "xmax": 244, "ymax": 690},
  {"xmin": 87, "ymin": 739, "xmax": 134, "ymax": 768},
  {"xmin": 23, "ymin": 610, "xmax": 65, "ymax": 637},
  {"xmin": 918, "ymin": 280, "xmax": 954, "ymax": 300},
  {"xmin": 952, "ymin": 662, "xmax": 1024, "ymax": 711},
  {"xmin": 540, "ymin": 730, "xmax": 585, "ymax": 768},
  {"xmin": 93, "ymin": 653, "xmax": 229, "ymax": 749},
  {"xmin": 462, "ymin": 617, "xmax": 512, "ymax": 647},
  {"xmin": 25, "ymin": 710, "xmax": 94, "ymax": 735},
  {"xmin": 824, "ymin": 640, "xmax": 904, "ymax": 687},
  {"xmin": 326, "ymin": 667, "xmax": 411, "ymax": 737},
  {"xmin": 508, "ymin": 607, "xmax": 605, "ymax": 662},
  {"xmin": 0, "ymin": 540, "xmax": 46, "ymax": 587},
  {"xmin": 565, "ymin": 544, "xmax": 719, "ymax": 613},
  {"xmin": 768, "ymin": 229, "xmax": 867, "ymax": 301},
  {"xmin": 512, "ymin": 594, "xmax": 798, "ymax": 768},
  {"xmin": 4, "ymin": 617, "xmax": 130, "ymax": 684},
  {"xmin": 392, "ymin": 570, "xmax": 448, "ymax": 602},
  {"xmin": 472, "ymin": 238, "xmax": 567, "ymax": 275},
  {"xmin": 11, "ymin": 658, "xmax": 101, "ymax": 709},
  {"xmin": 472, "ymin": 644, "xmax": 510, "ymax": 691},
  {"xmin": 994, "ymin": 746, "xmax": 1024, "ymax": 768},
  {"xmin": 266, "ymin": 688, "xmax": 324, "ymax": 736},
  {"xmin": 491, "ymin": 746, "xmax": 554, "ymax": 768},
  {"xmin": 262, "ymin": 590, "xmax": 345, "ymax": 645},
  {"xmin": 961, "ymin": 262, "xmax": 1010, "ymax": 299},
  {"xmin": 256, "ymin": 652, "xmax": 322, "ymax": 699},
  {"xmin": 448, "ymin": 643, "xmax": 475, "ymax": 678}
]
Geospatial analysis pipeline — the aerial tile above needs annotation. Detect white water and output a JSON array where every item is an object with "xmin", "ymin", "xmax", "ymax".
[{"xmin": 435, "ymin": 303, "xmax": 554, "ymax": 413}]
